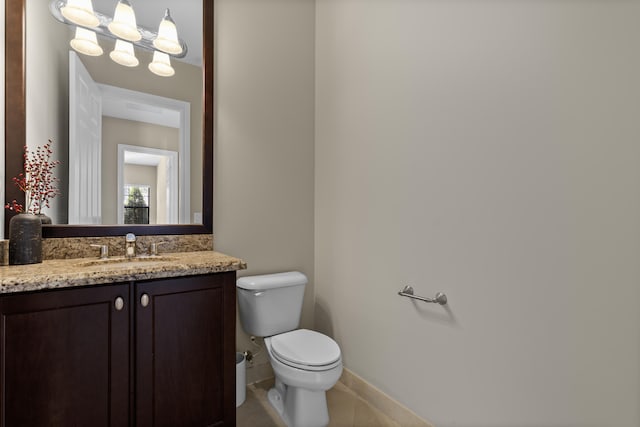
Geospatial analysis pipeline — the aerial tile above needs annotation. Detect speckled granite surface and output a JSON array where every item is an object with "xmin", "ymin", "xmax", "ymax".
[
  {"xmin": 42, "ymin": 234, "xmax": 214, "ymax": 260},
  {"xmin": 0, "ymin": 250, "xmax": 246, "ymax": 294}
]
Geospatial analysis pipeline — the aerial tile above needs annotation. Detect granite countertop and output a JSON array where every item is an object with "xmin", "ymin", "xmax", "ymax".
[{"xmin": 0, "ymin": 251, "xmax": 247, "ymax": 294}]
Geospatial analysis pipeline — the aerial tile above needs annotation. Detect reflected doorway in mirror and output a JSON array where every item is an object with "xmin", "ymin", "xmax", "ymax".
[
  {"xmin": 68, "ymin": 51, "xmax": 191, "ymax": 225},
  {"xmin": 118, "ymin": 145, "xmax": 179, "ymax": 225}
]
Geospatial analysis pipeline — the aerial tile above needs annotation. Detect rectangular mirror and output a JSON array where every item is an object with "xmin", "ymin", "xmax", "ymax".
[{"xmin": 5, "ymin": 0, "xmax": 213, "ymax": 237}]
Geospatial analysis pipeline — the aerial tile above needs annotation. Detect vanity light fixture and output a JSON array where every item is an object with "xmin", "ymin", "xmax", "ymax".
[
  {"xmin": 110, "ymin": 40, "xmax": 139, "ymax": 67},
  {"xmin": 108, "ymin": 0, "xmax": 141, "ymax": 42},
  {"xmin": 60, "ymin": 0, "xmax": 99, "ymax": 28},
  {"xmin": 153, "ymin": 9, "xmax": 182, "ymax": 55},
  {"xmin": 51, "ymin": 0, "xmax": 187, "ymax": 76},
  {"xmin": 70, "ymin": 27, "xmax": 104, "ymax": 56},
  {"xmin": 148, "ymin": 51, "xmax": 175, "ymax": 77}
]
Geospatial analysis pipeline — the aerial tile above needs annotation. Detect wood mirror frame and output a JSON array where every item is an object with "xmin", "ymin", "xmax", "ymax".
[{"xmin": 4, "ymin": 0, "xmax": 213, "ymax": 238}]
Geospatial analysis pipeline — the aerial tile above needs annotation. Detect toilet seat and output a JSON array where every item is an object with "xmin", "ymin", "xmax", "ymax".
[{"xmin": 269, "ymin": 329, "xmax": 341, "ymax": 372}]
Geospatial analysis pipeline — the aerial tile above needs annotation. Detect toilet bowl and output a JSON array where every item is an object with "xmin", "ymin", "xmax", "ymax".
[
  {"xmin": 265, "ymin": 329, "xmax": 342, "ymax": 427},
  {"xmin": 236, "ymin": 272, "xmax": 342, "ymax": 427}
]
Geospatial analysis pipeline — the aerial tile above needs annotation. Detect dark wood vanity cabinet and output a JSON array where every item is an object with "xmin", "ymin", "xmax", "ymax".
[
  {"xmin": 135, "ymin": 273, "xmax": 236, "ymax": 427},
  {"xmin": 0, "ymin": 272, "xmax": 236, "ymax": 427},
  {"xmin": 0, "ymin": 283, "xmax": 130, "ymax": 427}
]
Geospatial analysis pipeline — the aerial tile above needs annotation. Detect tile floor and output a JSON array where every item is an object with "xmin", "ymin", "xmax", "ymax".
[{"xmin": 237, "ymin": 378, "xmax": 400, "ymax": 427}]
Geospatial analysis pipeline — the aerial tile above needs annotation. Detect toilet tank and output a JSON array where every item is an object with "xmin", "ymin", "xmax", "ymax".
[{"xmin": 236, "ymin": 271, "xmax": 307, "ymax": 337}]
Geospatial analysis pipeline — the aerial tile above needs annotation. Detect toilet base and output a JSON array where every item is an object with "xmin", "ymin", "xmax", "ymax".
[
  {"xmin": 267, "ymin": 380, "xmax": 329, "ymax": 427},
  {"xmin": 267, "ymin": 387, "xmax": 285, "ymax": 418}
]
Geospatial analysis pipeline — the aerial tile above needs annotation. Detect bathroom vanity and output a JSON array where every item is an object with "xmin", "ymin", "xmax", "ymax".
[
  {"xmin": 0, "ymin": 0, "xmax": 235, "ymax": 424},
  {"xmin": 0, "ymin": 251, "xmax": 245, "ymax": 426}
]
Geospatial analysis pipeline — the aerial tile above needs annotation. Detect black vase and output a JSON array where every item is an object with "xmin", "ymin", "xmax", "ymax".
[
  {"xmin": 36, "ymin": 213, "xmax": 52, "ymax": 224},
  {"xmin": 9, "ymin": 213, "xmax": 43, "ymax": 265}
]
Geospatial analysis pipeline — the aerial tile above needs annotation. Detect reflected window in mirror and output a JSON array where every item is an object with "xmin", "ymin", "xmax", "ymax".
[{"xmin": 123, "ymin": 185, "xmax": 151, "ymax": 225}]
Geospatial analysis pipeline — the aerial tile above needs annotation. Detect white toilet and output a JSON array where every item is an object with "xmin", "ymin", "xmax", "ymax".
[{"xmin": 236, "ymin": 271, "xmax": 342, "ymax": 427}]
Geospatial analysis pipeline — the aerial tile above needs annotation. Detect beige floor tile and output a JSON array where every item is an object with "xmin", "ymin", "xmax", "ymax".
[
  {"xmin": 237, "ymin": 380, "xmax": 285, "ymax": 427},
  {"xmin": 330, "ymin": 382, "xmax": 399, "ymax": 427},
  {"xmin": 326, "ymin": 382, "xmax": 357, "ymax": 426},
  {"xmin": 236, "ymin": 398, "xmax": 277, "ymax": 427},
  {"xmin": 238, "ymin": 379, "xmax": 399, "ymax": 427},
  {"xmin": 353, "ymin": 398, "xmax": 399, "ymax": 427}
]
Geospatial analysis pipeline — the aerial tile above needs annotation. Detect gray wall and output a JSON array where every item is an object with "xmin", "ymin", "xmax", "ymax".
[
  {"xmin": 213, "ymin": 0, "xmax": 316, "ymax": 365},
  {"xmin": 315, "ymin": 1, "xmax": 640, "ymax": 426}
]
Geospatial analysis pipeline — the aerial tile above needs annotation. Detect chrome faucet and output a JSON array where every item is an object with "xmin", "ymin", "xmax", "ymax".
[
  {"xmin": 149, "ymin": 241, "xmax": 167, "ymax": 256},
  {"xmin": 125, "ymin": 233, "xmax": 136, "ymax": 258},
  {"xmin": 90, "ymin": 244, "xmax": 109, "ymax": 259}
]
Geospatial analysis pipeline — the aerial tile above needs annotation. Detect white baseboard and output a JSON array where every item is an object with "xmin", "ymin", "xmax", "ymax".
[{"xmin": 340, "ymin": 368, "xmax": 433, "ymax": 427}]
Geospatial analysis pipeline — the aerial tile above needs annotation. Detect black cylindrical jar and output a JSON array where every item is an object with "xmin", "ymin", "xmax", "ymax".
[{"xmin": 9, "ymin": 213, "xmax": 43, "ymax": 265}]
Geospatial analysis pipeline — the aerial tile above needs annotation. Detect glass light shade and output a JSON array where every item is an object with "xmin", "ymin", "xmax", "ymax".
[
  {"xmin": 152, "ymin": 9, "xmax": 182, "ymax": 55},
  {"xmin": 148, "ymin": 51, "xmax": 175, "ymax": 77},
  {"xmin": 109, "ymin": 40, "xmax": 139, "ymax": 67},
  {"xmin": 61, "ymin": 0, "xmax": 99, "ymax": 27},
  {"xmin": 70, "ymin": 27, "xmax": 103, "ymax": 56},
  {"xmin": 108, "ymin": 0, "xmax": 141, "ymax": 42}
]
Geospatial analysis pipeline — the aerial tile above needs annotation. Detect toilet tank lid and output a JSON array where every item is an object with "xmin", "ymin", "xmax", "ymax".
[{"xmin": 236, "ymin": 271, "xmax": 308, "ymax": 290}]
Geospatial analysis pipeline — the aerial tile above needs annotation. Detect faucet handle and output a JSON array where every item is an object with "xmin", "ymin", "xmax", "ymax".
[
  {"xmin": 90, "ymin": 244, "xmax": 109, "ymax": 259},
  {"xmin": 125, "ymin": 233, "xmax": 137, "ymax": 258}
]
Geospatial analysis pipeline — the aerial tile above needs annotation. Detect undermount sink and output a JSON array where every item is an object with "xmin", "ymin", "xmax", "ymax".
[{"xmin": 76, "ymin": 256, "xmax": 178, "ymax": 267}]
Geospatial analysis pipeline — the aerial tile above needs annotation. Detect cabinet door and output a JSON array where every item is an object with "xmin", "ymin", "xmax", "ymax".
[
  {"xmin": 0, "ymin": 284, "xmax": 130, "ymax": 427},
  {"xmin": 135, "ymin": 273, "xmax": 236, "ymax": 427}
]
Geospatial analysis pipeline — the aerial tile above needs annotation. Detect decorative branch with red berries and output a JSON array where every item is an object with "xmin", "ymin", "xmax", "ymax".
[{"xmin": 5, "ymin": 140, "xmax": 61, "ymax": 215}]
